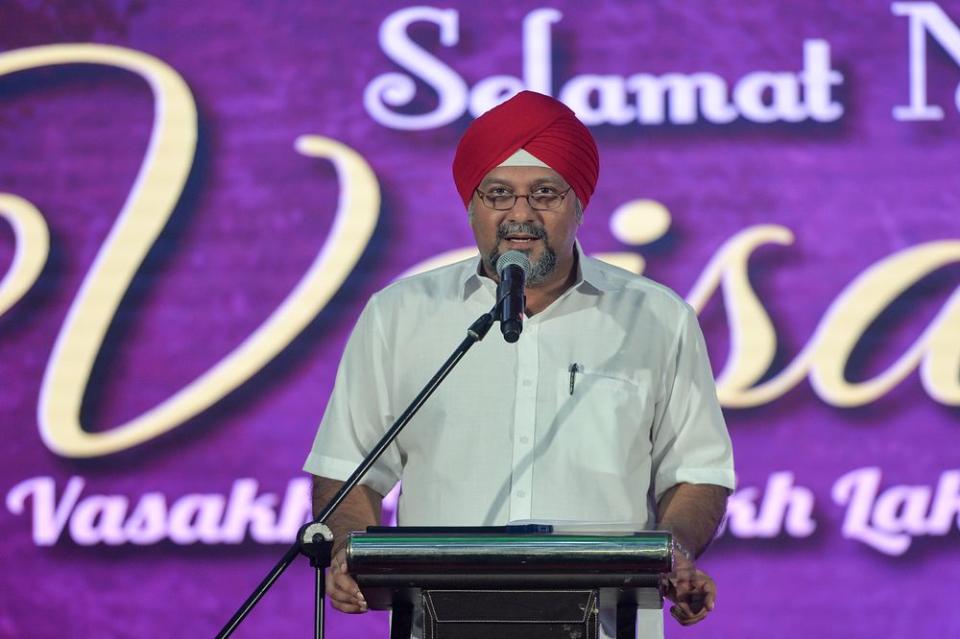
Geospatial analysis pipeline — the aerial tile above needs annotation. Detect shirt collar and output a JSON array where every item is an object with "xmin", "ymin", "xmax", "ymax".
[{"xmin": 459, "ymin": 241, "xmax": 619, "ymax": 301}]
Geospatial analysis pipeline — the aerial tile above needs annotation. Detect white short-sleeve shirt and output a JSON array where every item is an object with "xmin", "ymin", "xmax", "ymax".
[{"xmin": 305, "ymin": 245, "xmax": 735, "ymax": 528}]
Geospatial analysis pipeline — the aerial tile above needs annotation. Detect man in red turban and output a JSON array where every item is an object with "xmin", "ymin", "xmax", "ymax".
[{"xmin": 307, "ymin": 91, "xmax": 734, "ymax": 638}]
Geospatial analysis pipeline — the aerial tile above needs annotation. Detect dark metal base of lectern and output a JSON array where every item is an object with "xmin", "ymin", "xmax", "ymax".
[
  {"xmin": 393, "ymin": 589, "xmax": 605, "ymax": 639},
  {"xmin": 424, "ymin": 589, "xmax": 598, "ymax": 639}
]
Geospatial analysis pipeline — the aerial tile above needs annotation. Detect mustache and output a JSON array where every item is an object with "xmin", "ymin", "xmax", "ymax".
[{"xmin": 496, "ymin": 222, "xmax": 548, "ymax": 241}]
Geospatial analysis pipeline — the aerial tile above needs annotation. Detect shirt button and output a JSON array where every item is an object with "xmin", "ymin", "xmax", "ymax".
[
  {"xmin": 516, "ymin": 490, "xmax": 526, "ymax": 498},
  {"xmin": 522, "ymin": 380, "xmax": 532, "ymax": 387}
]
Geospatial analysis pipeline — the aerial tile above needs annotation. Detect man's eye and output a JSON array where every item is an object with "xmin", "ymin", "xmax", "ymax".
[
  {"xmin": 533, "ymin": 187, "xmax": 559, "ymax": 195},
  {"xmin": 488, "ymin": 187, "xmax": 512, "ymax": 196}
]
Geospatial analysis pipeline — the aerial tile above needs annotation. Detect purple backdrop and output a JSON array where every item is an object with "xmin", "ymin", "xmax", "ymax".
[{"xmin": 1, "ymin": 1, "xmax": 959, "ymax": 637}]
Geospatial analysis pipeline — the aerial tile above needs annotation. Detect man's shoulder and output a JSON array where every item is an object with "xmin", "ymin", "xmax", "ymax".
[{"xmin": 584, "ymin": 255, "xmax": 693, "ymax": 317}]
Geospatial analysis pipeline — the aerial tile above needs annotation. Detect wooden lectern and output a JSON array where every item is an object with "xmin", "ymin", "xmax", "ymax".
[{"xmin": 345, "ymin": 527, "xmax": 673, "ymax": 639}]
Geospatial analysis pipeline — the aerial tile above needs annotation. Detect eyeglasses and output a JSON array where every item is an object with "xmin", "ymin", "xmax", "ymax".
[{"xmin": 475, "ymin": 187, "xmax": 572, "ymax": 211}]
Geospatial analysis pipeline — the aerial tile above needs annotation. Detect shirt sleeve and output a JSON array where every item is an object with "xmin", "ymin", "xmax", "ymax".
[
  {"xmin": 650, "ymin": 303, "xmax": 736, "ymax": 502},
  {"xmin": 303, "ymin": 294, "xmax": 402, "ymax": 497}
]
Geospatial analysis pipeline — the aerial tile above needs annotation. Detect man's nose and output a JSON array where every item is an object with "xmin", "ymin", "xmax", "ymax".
[{"xmin": 505, "ymin": 196, "xmax": 539, "ymax": 223}]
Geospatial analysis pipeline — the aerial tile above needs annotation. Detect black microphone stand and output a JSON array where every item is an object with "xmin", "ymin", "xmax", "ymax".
[{"xmin": 216, "ymin": 308, "xmax": 498, "ymax": 639}]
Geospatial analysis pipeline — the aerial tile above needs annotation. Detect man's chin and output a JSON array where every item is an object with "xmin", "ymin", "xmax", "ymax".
[{"xmin": 496, "ymin": 241, "xmax": 546, "ymax": 269}]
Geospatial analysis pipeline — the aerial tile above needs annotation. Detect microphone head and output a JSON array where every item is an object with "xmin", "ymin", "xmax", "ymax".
[{"xmin": 496, "ymin": 251, "xmax": 532, "ymax": 278}]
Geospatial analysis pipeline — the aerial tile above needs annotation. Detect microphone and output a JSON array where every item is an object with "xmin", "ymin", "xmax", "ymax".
[{"xmin": 495, "ymin": 251, "xmax": 531, "ymax": 343}]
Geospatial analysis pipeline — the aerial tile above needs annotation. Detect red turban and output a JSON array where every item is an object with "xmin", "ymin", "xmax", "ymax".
[{"xmin": 452, "ymin": 91, "xmax": 600, "ymax": 209}]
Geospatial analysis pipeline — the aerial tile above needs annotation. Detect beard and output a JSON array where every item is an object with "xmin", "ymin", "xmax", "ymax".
[{"xmin": 485, "ymin": 222, "xmax": 558, "ymax": 287}]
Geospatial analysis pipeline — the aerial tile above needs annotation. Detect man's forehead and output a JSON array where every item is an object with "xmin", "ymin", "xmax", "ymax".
[{"xmin": 480, "ymin": 166, "xmax": 568, "ymax": 187}]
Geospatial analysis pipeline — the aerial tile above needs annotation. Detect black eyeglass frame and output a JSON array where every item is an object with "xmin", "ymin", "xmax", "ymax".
[{"xmin": 474, "ymin": 186, "xmax": 573, "ymax": 211}]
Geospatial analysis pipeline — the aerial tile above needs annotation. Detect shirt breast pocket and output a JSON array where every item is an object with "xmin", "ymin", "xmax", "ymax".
[{"xmin": 551, "ymin": 368, "xmax": 653, "ymax": 472}]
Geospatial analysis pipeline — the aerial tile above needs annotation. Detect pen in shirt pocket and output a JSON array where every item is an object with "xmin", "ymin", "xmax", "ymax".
[{"xmin": 568, "ymin": 363, "xmax": 581, "ymax": 395}]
